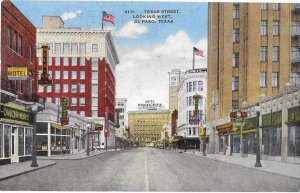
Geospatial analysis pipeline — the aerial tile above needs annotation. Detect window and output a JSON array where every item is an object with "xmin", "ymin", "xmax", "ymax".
[
  {"xmin": 55, "ymin": 84, "xmax": 60, "ymax": 93},
  {"xmin": 48, "ymin": 57, "xmax": 52, "ymax": 66},
  {"xmin": 8, "ymin": 26, "xmax": 12, "ymax": 48},
  {"xmin": 63, "ymin": 84, "xmax": 68, "ymax": 92},
  {"xmin": 260, "ymin": 72, "xmax": 267, "ymax": 87},
  {"xmin": 55, "ymin": 71, "xmax": 60, "ymax": 79},
  {"xmin": 63, "ymin": 57, "xmax": 69, "ymax": 66},
  {"xmin": 261, "ymin": 3, "xmax": 268, "ymax": 10},
  {"xmin": 92, "ymin": 71, "xmax": 98, "ymax": 80},
  {"xmin": 261, "ymin": 46, "xmax": 267, "ymax": 62},
  {"xmin": 48, "ymin": 42, "xmax": 53, "ymax": 54},
  {"xmin": 18, "ymin": 35, "xmax": 23, "ymax": 55},
  {"xmin": 80, "ymin": 57, "xmax": 85, "ymax": 66},
  {"xmin": 92, "ymin": 44, "xmax": 98, "ymax": 52},
  {"xmin": 55, "ymin": 57, "xmax": 60, "ymax": 66},
  {"xmin": 92, "ymin": 57, "xmax": 98, "ymax": 66},
  {"xmin": 63, "ymin": 71, "xmax": 68, "ymax": 79},
  {"xmin": 273, "ymin": 21, "xmax": 280, "ymax": 36},
  {"xmin": 261, "ymin": 21, "xmax": 268, "ymax": 36},
  {"xmin": 92, "ymin": 110, "xmax": 98, "ymax": 117},
  {"xmin": 46, "ymin": 97, "xmax": 52, "ymax": 103},
  {"xmin": 80, "ymin": 84, "xmax": 85, "ymax": 92},
  {"xmin": 71, "ymin": 84, "xmax": 77, "ymax": 93},
  {"xmin": 288, "ymin": 126, "xmax": 300, "ymax": 157},
  {"xmin": 47, "ymin": 85, "xmax": 52, "ymax": 93},
  {"xmin": 72, "ymin": 71, "xmax": 77, "ymax": 79},
  {"xmin": 38, "ymin": 57, "xmax": 42, "ymax": 66},
  {"xmin": 292, "ymin": 21, "xmax": 300, "ymax": 35},
  {"xmin": 233, "ymin": 4, "xmax": 240, "ymax": 19},
  {"xmin": 232, "ymin": 76, "xmax": 239, "ymax": 91},
  {"xmin": 186, "ymin": 83, "xmax": 188, "ymax": 92},
  {"xmin": 232, "ymin": 100, "xmax": 238, "ymax": 109},
  {"xmin": 55, "ymin": 43, "xmax": 61, "ymax": 54},
  {"xmin": 189, "ymin": 96, "xmax": 192, "ymax": 106},
  {"xmin": 273, "ymin": 46, "xmax": 279, "ymax": 62},
  {"xmin": 92, "ymin": 97, "xmax": 98, "ymax": 106},
  {"xmin": 55, "ymin": 97, "xmax": 60, "ymax": 105},
  {"xmin": 232, "ymin": 53, "xmax": 239, "ymax": 67},
  {"xmin": 13, "ymin": 30, "xmax": 17, "ymax": 51},
  {"xmin": 188, "ymin": 82, "xmax": 192, "ymax": 92},
  {"xmin": 38, "ymin": 85, "xmax": 44, "ymax": 92},
  {"xmin": 273, "ymin": 3, "xmax": 280, "ymax": 11},
  {"xmin": 71, "ymin": 98, "xmax": 77, "ymax": 106},
  {"xmin": 92, "ymin": 84, "xmax": 98, "ymax": 92},
  {"xmin": 29, "ymin": 44, "xmax": 33, "ymax": 63},
  {"xmin": 72, "ymin": 57, "xmax": 77, "ymax": 66},
  {"xmin": 48, "ymin": 71, "xmax": 52, "ymax": 79},
  {"xmin": 63, "ymin": 43, "xmax": 69, "ymax": 54},
  {"xmin": 186, "ymin": 97, "xmax": 188, "ymax": 106},
  {"xmin": 198, "ymin": 81, "xmax": 203, "ymax": 91},
  {"xmin": 193, "ymin": 127, "xmax": 197, "ymax": 135},
  {"xmin": 272, "ymin": 72, "xmax": 279, "ymax": 87},
  {"xmin": 193, "ymin": 81, "xmax": 197, "ymax": 92},
  {"xmin": 233, "ymin": 29, "xmax": 239, "ymax": 43},
  {"xmin": 80, "ymin": 111, "xmax": 85, "ymax": 116},
  {"xmin": 80, "ymin": 71, "xmax": 85, "ymax": 79},
  {"xmin": 262, "ymin": 127, "xmax": 281, "ymax": 156},
  {"xmin": 70, "ymin": 43, "xmax": 77, "ymax": 54},
  {"xmin": 291, "ymin": 47, "xmax": 300, "ymax": 61},
  {"xmin": 80, "ymin": 98, "xmax": 85, "ymax": 106},
  {"xmin": 79, "ymin": 43, "xmax": 86, "ymax": 54}
]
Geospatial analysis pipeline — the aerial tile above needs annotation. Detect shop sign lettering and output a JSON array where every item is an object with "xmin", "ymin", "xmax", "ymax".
[
  {"xmin": 7, "ymin": 67, "xmax": 28, "ymax": 80},
  {"xmin": 61, "ymin": 96, "xmax": 69, "ymax": 125},
  {"xmin": 0, "ymin": 105, "xmax": 31, "ymax": 124}
]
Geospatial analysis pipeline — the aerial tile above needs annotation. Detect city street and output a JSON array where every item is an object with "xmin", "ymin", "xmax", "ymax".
[{"xmin": 0, "ymin": 148, "xmax": 299, "ymax": 191}]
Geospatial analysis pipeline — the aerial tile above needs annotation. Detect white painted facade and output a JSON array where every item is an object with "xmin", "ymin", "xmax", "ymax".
[
  {"xmin": 177, "ymin": 68, "xmax": 208, "ymax": 138},
  {"xmin": 115, "ymin": 98, "xmax": 127, "ymax": 138}
]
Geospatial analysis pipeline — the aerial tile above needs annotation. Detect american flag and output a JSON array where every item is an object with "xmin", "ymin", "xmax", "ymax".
[
  {"xmin": 193, "ymin": 47, "xmax": 204, "ymax": 57},
  {"xmin": 103, "ymin": 11, "xmax": 114, "ymax": 24}
]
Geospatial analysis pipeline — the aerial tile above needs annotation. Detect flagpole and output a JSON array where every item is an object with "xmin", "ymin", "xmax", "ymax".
[
  {"xmin": 101, "ymin": 11, "xmax": 104, "ymax": 30},
  {"xmin": 193, "ymin": 47, "xmax": 195, "ymax": 69}
]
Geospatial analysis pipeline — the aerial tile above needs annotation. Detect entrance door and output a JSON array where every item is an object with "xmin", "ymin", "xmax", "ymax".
[{"xmin": 11, "ymin": 127, "xmax": 19, "ymax": 163}]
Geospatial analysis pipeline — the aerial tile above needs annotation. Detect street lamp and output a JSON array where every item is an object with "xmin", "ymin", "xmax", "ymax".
[
  {"xmin": 25, "ymin": 102, "xmax": 44, "ymax": 167},
  {"xmin": 115, "ymin": 133, "xmax": 117, "ymax": 150},
  {"xmin": 86, "ymin": 123, "xmax": 91, "ymax": 156},
  {"xmin": 105, "ymin": 106, "xmax": 109, "ymax": 152},
  {"xmin": 184, "ymin": 131, "xmax": 187, "ymax": 152},
  {"xmin": 254, "ymin": 105, "xmax": 262, "ymax": 167}
]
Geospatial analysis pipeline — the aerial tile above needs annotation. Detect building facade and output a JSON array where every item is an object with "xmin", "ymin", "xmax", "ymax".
[
  {"xmin": 138, "ymin": 100, "xmax": 165, "ymax": 111},
  {"xmin": 128, "ymin": 109, "xmax": 170, "ymax": 147},
  {"xmin": 207, "ymin": 3, "xmax": 300, "ymax": 122},
  {"xmin": 168, "ymin": 69, "xmax": 182, "ymax": 113},
  {"xmin": 36, "ymin": 16, "xmax": 119, "ymax": 123},
  {"xmin": 115, "ymin": 98, "xmax": 127, "ymax": 138},
  {"xmin": 0, "ymin": 0, "xmax": 40, "ymax": 165},
  {"xmin": 177, "ymin": 68, "xmax": 207, "ymax": 148}
]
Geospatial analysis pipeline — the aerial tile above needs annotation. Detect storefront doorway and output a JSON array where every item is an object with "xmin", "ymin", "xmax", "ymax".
[{"xmin": 11, "ymin": 127, "xmax": 18, "ymax": 163}]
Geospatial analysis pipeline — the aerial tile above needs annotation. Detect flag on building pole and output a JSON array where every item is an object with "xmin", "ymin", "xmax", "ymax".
[
  {"xmin": 192, "ymin": 47, "xmax": 204, "ymax": 69},
  {"xmin": 102, "ymin": 11, "xmax": 114, "ymax": 29}
]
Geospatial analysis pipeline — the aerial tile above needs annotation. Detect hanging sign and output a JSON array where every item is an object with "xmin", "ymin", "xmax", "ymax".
[
  {"xmin": 61, "ymin": 96, "xmax": 69, "ymax": 125},
  {"xmin": 38, "ymin": 45, "xmax": 52, "ymax": 87}
]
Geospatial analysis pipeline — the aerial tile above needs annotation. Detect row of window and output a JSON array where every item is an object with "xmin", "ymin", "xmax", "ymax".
[
  {"xmin": 186, "ymin": 96, "xmax": 204, "ymax": 107},
  {"xmin": 39, "ymin": 83, "xmax": 100, "ymax": 93},
  {"xmin": 38, "ymin": 70, "xmax": 99, "ymax": 80},
  {"xmin": 260, "ymin": 46, "xmax": 280, "ymax": 62},
  {"xmin": 233, "ymin": 3, "xmax": 280, "ymax": 19},
  {"xmin": 186, "ymin": 81, "xmax": 204, "ymax": 92},
  {"xmin": 38, "ymin": 57, "xmax": 99, "ymax": 66},
  {"xmin": 38, "ymin": 42, "xmax": 103, "ymax": 55},
  {"xmin": 45, "ymin": 96, "xmax": 99, "ymax": 107},
  {"xmin": 7, "ymin": 26, "xmax": 33, "ymax": 63}
]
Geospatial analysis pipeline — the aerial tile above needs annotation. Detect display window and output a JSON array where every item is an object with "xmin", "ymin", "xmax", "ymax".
[
  {"xmin": 243, "ymin": 133, "xmax": 257, "ymax": 154},
  {"xmin": 262, "ymin": 127, "xmax": 281, "ymax": 156},
  {"xmin": 25, "ymin": 128, "xmax": 33, "ymax": 155},
  {"xmin": 4, "ymin": 125, "xmax": 11, "ymax": 158},
  {"xmin": 0, "ymin": 125, "xmax": 3, "ymax": 158},
  {"xmin": 232, "ymin": 134, "xmax": 240, "ymax": 153},
  {"xmin": 18, "ymin": 128, "xmax": 24, "ymax": 156},
  {"xmin": 288, "ymin": 126, "xmax": 300, "ymax": 157}
]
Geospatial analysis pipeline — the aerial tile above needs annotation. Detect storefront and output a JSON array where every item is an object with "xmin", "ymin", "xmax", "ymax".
[
  {"xmin": 0, "ymin": 103, "xmax": 33, "ymax": 165},
  {"xmin": 261, "ymin": 111, "xmax": 282, "ymax": 160},
  {"xmin": 216, "ymin": 122, "xmax": 236, "ymax": 155},
  {"xmin": 242, "ymin": 117, "xmax": 258, "ymax": 155},
  {"xmin": 287, "ymin": 107, "xmax": 300, "ymax": 163},
  {"xmin": 36, "ymin": 122, "xmax": 72, "ymax": 156}
]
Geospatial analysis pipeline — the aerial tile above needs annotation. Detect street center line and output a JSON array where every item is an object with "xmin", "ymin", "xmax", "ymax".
[{"xmin": 145, "ymin": 151, "xmax": 150, "ymax": 191}]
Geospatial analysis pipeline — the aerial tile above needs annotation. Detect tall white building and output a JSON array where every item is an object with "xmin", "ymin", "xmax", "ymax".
[
  {"xmin": 177, "ymin": 68, "xmax": 207, "ymax": 139},
  {"xmin": 115, "ymin": 98, "xmax": 127, "ymax": 138},
  {"xmin": 168, "ymin": 69, "xmax": 182, "ymax": 113}
]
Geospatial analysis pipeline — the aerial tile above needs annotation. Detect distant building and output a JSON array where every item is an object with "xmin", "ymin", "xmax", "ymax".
[
  {"xmin": 138, "ymin": 100, "xmax": 165, "ymax": 111},
  {"xmin": 115, "ymin": 98, "xmax": 127, "ymax": 138},
  {"xmin": 168, "ymin": 69, "xmax": 182, "ymax": 113},
  {"xmin": 128, "ymin": 109, "xmax": 170, "ymax": 147}
]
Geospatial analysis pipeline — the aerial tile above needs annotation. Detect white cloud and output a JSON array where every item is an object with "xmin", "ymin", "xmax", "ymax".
[
  {"xmin": 116, "ymin": 31, "xmax": 207, "ymax": 111},
  {"xmin": 114, "ymin": 21, "xmax": 148, "ymax": 39},
  {"xmin": 61, "ymin": 10, "xmax": 82, "ymax": 21}
]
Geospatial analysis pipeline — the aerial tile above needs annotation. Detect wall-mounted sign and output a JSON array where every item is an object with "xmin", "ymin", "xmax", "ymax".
[
  {"xmin": 7, "ymin": 67, "xmax": 28, "ymax": 80},
  {"xmin": 0, "ymin": 104, "xmax": 32, "ymax": 124},
  {"xmin": 216, "ymin": 123, "xmax": 233, "ymax": 133},
  {"xmin": 38, "ymin": 45, "xmax": 52, "ymax": 87},
  {"xmin": 189, "ymin": 115, "xmax": 200, "ymax": 125},
  {"xmin": 95, "ymin": 124, "xmax": 103, "ymax": 131},
  {"xmin": 230, "ymin": 111, "xmax": 247, "ymax": 123},
  {"xmin": 61, "ymin": 96, "xmax": 69, "ymax": 125}
]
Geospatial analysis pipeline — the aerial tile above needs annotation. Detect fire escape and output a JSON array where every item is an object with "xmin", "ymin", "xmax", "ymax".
[{"xmin": 291, "ymin": 3, "xmax": 300, "ymax": 86}]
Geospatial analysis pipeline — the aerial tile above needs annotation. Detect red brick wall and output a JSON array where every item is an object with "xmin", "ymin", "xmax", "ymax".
[{"xmin": 1, "ymin": 0, "xmax": 36, "ymax": 98}]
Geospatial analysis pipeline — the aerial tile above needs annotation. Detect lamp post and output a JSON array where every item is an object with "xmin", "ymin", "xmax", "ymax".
[
  {"xmin": 86, "ymin": 123, "xmax": 91, "ymax": 156},
  {"xmin": 105, "ymin": 106, "xmax": 109, "ymax": 152},
  {"xmin": 184, "ymin": 131, "xmax": 187, "ymax": 152},
  {"xmin": 115, "ymin": 133, "xmax": 117, "ymax": 150},
  {"xmin": 254, "ymin": 106, "xmax": 262, "ymax": 167}
]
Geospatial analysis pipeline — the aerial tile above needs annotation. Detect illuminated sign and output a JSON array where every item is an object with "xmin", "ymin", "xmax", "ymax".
[
  {"xmin": 189, "ymin": 115, "xmax": 200, "ymax": 125},
  {"xmin": 0, "ymin": 104, "xmax": 32, "ymax": 124},
  {"xmin": 38, "ymin": 45, "xmax": 52, "ymax": 87},
  {"xmin": 61, "ymin": 96, "xmax": 69, "ymax": 125},
  {"xmin": 7, "ymin": 67, "xmax": 28, "ymax": 80}
]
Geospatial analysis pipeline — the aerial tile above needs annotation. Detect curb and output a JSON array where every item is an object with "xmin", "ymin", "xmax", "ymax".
[
  {"xmin": 183, "ymin": 151, "xmax": 300, "ymax": 180},
  {"xmin": 0, "ymin": 162, "xmax": 56, "ymax": 182}
]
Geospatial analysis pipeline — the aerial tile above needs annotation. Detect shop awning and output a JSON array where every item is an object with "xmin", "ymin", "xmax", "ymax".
[{"xmin": 51, "ymin": 123, "xmax": 71, "ymax": 130}]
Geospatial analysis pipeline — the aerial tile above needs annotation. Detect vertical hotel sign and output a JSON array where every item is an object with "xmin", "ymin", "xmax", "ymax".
[
  {"xmin": 61, "ymin": 96, "xmax": 69, "ymax": 125},
  {"xmin": 38, "ymin": 45, "xmax": 52, "ymax": 87}
]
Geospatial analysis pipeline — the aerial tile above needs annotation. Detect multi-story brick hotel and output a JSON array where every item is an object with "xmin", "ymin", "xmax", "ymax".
[{"xmin": 36, "ymin": 16, "xmax": 119, "ymax": 122}]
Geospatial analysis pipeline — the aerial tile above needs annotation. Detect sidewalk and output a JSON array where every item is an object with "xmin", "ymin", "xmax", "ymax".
[
  {"xmin": 38, "ymin": 149, "xmax": 121, "ymax": 160},
  {"xmin": 179, "ymin": 149, "xmax": 300, "ymax": 180},
  {"xmin": 0, "ymin": 160, "xmax": 56, "ymax": 181},
  {"xmin": 0, "ymin": 149, "xmax": 122, "ymax": 182}
]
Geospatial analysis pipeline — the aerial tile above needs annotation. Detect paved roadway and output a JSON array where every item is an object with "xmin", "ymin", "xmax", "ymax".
[{"xmin": 0, "ymin": 148, "xmax": 299, "ymax": 191}]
